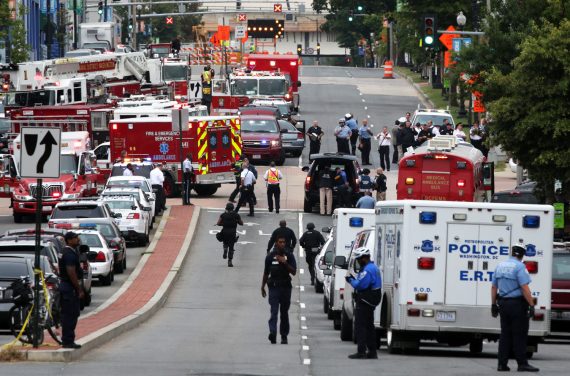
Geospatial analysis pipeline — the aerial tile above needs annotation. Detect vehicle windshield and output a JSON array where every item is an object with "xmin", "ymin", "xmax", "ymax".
[
  {"xmin": 241, "ymin": 119, "xmax": 278, "ymax": 133},
  {"xmin": 110, "ymin": 165, "xmax": 152, "ymax": 178},
  {"xmin": 65, "ymin": 50, "xmax": 95, "ymax": 57},
  {"xmin": 93, "ymin": 224, "xmax": 116, "ymax": 239},
  {"xmin": 60, "ymin": 155, "xmax": 78, "ymax": 174},
  {"xmin": 275, "ymin": 103, "xmax": 289, "ymax": 115},
  {"xmin": 105, "ymin": 200, "xmax": 136, "ymax": 210},
  {"xmin": 82, "ymin": 42, "xmax": 110, "ymax": 52},
  {"xmin": 279, "ymin": 121, "xmax": 297, "ymax": 133},
  {"xmin": 151, "ymin": 47, "xmax": 170, "ymax": 57},
  {"xmin": 259, "ymin": 79, "xmax": 287, "ymax": 96},
  {"xmin": 9, "ymin": 90, "xmax": 51, "ymax": 107},
  {"xmin": 231, "ymin": 79, "xmax": 258, "ymax": 96},
  {"xmin": 78, "ymin": 234, "xmax": 103, "ymax": 248},
  {"xmin": 162, "ymin": 65, "xmax": 188, "ymax": 81},
  {"xmin": 0, "ymin": 261, "xmax": 28, "ymax": 278},
  {"xmin": 51, "ymin": 206, "xmax": 105, "ymax": 219},
  {"xmin": 107, "ymin": 179, "xmax": 150, "ymax": 192},
  {"xmin": 414, "ymin": 114, "xmax": 454, "ymax": 127},
  {"xmin": 553, "ymin": 253, "xmax": 570, "ymax": 281}
]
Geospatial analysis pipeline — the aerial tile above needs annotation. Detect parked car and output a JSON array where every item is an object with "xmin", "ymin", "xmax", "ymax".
[
  {"xmin": 279, "ymin": 120, "xmax": 305, "ymax": 157},
  {"xmin": 48, "ymin": 200, "xmax": 118, "ymax": 228},
  {"xmin": 240, "ymin": 114, "xmax": 286, "ymax": 165},
  {"xmin": 75, "ymin": 229, "xmax": 115, "ymax": 286},
  {"xmin": 314, "ymin": 229, "xmax": 334, "ymax": 294},
  {"xmin": 552, "ymin": 245, "xmax": 570, "ymax": 331},
  {"xmin": 99, "ymin": 195, "xmax": 151, "ymax": 246},
  {"xmin": 491, "ymin": 181, "xmax": 540, "ymax": 204},
  {"xmin": 103, "ymin": 179, "xmax": 157, "ymax": 220},
  {"xmin": 301, "ymin": 153, "xmax": 361, "ymax": 213},
  {"xmin": 0, "ymin": 256, "xmax": 35, "ymax": 328}
]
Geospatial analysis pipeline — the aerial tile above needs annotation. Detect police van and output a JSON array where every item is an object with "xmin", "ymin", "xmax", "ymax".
[
  {"xmin": 376, "ymin": 200, "xmax": 553, "ymax": 355},
  {"xmin": 326, "ymin": 208, "xmax": 375, "ymax": 330}
]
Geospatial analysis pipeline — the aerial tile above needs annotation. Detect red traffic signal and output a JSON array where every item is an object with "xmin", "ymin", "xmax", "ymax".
[{"xmin": 166, "ymin": 17, "xmax": 173, "ymax": 25}]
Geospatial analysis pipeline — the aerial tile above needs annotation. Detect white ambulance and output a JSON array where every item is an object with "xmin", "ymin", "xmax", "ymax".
[
  {"xmin": 376, "ymin": 200, "xmax": 553, "ymax": 355},
  {"xmin": 326, "ymin": 208, "xmax": 375, "ymax": 330}
]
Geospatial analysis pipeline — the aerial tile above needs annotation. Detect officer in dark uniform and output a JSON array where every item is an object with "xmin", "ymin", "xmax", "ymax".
[
  {"xmin": 307, "ymin": 120, "xmax": 323, "ymax": 160},
  {"xmin": 261, "ymin": 235, "xmax": 297, "ymax": 344},
  {"xmin": 58, "ymin": 232, "xmax": 85, "ymax": 349},
  {"xmin": 201, "ymin": 66, "xmax": 213, "ymax": 114},
  {"xmin": 229, "ymin": 156, "xmax": 245, "ymax": 203},
  {"xmin": 267, "ymin": 220, "xmax": 297, "ymax": 253},
  {"xmin": 299, "ymin": 223, "xmax": 325, "ymax": 286},
  {"xmin": 491, "ymin": 244, "xmax": 539, "ymax": 372}
]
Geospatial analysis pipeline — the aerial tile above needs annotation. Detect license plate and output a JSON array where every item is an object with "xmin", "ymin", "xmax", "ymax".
[
  {"xmin": 43, "ymin": 206, "xmax": 52, "ymax": 211},
  {"xmin": 436, "ymin": 310, "xmax": 456, "ymax": 322},
  {"xmin": 253, "ymin": 154, "xmax": 261, "ymax": 159},
  {"xmin": 554, "ymin": 311, "xmax": 570, "ymax": 320}
]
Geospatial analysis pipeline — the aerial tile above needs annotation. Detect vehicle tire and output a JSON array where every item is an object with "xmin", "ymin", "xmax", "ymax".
[
  {"xmin": 340, "ymin": 308, "xmax": 353, "ymax": 341},
  {"xmin": 115, "ymin": 256, "xmax": 125, "ymax": 273},
  {"xmin": 315, "ymin": 280, "xmax": 323, "ymax": 293},
  {"xmin": 194, "ymin": 184, "xmax": 218, "ymax": 197},
  {"xmin": 46, "ymin": 300, "xmax": 62, "ymax": 345},
  {"xmin": 303, "ymin": 199, "xmax": 313, "ymax": 213},
  {"xmin": 469, "ymin": 339, "xmax": 483, "ymax": 354},
  {"xmin": 293, "ymin": 150, "xmax": 303, "ymax": 158},
  {"xmin": 13, "ymin": 213, "xmax": 23, "ymax": 223},
  {"xmin": 9, "ymin": 305, "xmax": 33, "ymax": 344},
  {"xmin": 163, "ymin": 174, "xmax": 177, "ymax": 198},
  {"xmin": 333, "ymin": 316, "xmax": 341, "ymax": 330},
  {"xmin": 323, "ymin": 296, "xmax": 329, "ymax": 314},
  {"xmin": 101, "ymin": 270, "xmax": 113, "ymax": 286},
  {"xmin": 387, "ymin": 329, "xmax": 402, "ymax": 354},
  {"xmin": 327, "ymin": 306, "xmax": 334, "ymax": 320},
  {"xmin": 139, "ymin": 234, "xmax": 150, "ymax": 247},
  {"xmin": 123, "ymin": 254, "xmax": 127, "ymax": 270}
]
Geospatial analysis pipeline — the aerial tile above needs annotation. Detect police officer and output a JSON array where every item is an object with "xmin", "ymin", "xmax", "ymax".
[
  {"xmin": 150, "ymin": 163, "xmax": 166, "ymax": 214},
  {"xmin": 307, "ymin": 120, "xmax": 324, "ymax": 159},
  {"xmin": 59, "ymin": 232, "xmax": 85, "ymax": 349},
  {"xmin": 345, "ymin": 247, "xmax": 382, "ymax": 359},
  {"xmin": 491, "ymin": 244, "xmax": 539, "ymax": 372},
  {"xmin": 182, "ymin": 154, "xmax": 193, "ymax": 205},
  {"xmin": 345, "ymin": 113, "xmax": 359, "ymax": 155},
  {"xmin": 299, "ymin": 223, "xmax": 325, "ymax": 286},
  {"xmin": 263, "ymin": 161, "xmax": 283, "ymax": 213},
  {"xmin": 334, "ymin": 118, "xmax": 351, "ymax": 154},
  {"xmin": 234, "ymin": 160, "xmax": 256, "ymax": 216},
  {"xmin": 229, "ymin": 156, "xmax": 245, "ymax": 203},
  {"xmin": 123, "ymin": 163, "xmax": 134, "ymax": 176},
  {"xmin": 267, "ymin": 220, "xmax": 297, "ymax": 253},
  {"xmin": 261, "ymin": 235, "xmax": 297, "ymax": 344},
  {"xmin": 216, "ymin": 202, "xmax": 243, "ymax": 267}
]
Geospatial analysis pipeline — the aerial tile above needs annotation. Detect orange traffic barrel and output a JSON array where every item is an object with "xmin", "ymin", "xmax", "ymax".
[{"xmin": 383, "ymin": 60, "xmax": 394, "ymax": 79}]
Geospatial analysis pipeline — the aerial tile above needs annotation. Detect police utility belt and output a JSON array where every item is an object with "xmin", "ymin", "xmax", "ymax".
[
  {"xmin": 267, "ymin": 279, "xmax": 292, "ymax": 288},
  {"xmin": 356, "ymin": 288, "xmax": 382, "ymax": 307}
]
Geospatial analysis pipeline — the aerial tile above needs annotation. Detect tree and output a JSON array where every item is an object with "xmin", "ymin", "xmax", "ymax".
[
  {"xmin": 488, "ymin": 20, "xmax": 570, "ymax": 201},
  {"xmin": 0, "ymin": 2, "xmax": 30, "ymax": 64}
]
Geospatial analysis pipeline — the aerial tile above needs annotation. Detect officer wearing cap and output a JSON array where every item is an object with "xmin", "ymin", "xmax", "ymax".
[
  {"xmin": 491, "ymin": 244, "xmax": 539, "ymax": 372},
  {"xmin": 299, "ymin": 223, "xmax": 325, "ymax": 286},
  {"xmin": 58, "ymin": 232, "xmax": 85, "ymax": 349},
  {"xmin": 334, "ymin": 118, "xmax": 351, "ymax": 154}
]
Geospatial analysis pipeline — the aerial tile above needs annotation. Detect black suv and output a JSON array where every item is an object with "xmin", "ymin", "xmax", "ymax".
[
  {"xmin": 301, "ymin": 153, "xmax": 361, "ymax": 213},
  {"xmin": 491, "ymin": 181, "xmax": 540, "ymax": 204}
]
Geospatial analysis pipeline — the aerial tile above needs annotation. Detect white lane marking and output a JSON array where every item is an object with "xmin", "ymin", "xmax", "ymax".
[
  {"xmin": 367, "ymin": 115, "xmax": 371, "ymax": 118},
  {"xmin": 302, "ymin": 335, "xmax": 308, "ymax": 340},
  {"xmin": 303, "ymin": 345, "xmax": 310, "ymax": 350},
  {"xmin": 303, "ymin": 359, "xmax": 311, "ymax": 365},
  {"xmin": 259, "ymin": 230, "xmax": 272, "ymax": 236},
  {"xmin": 300, "ymin": 302, "xmax": 306, "ymax": 309},
  {"xmin": 301, "ymin": 326, "xmax": 308, "ymax": 330},
  {"xmin": 298, "ymin": 154, "xmax": 303, "ymax": 168},
  {"xmin": 298, "ymin": 212, "xmax": 304, "ymax": 258},
  {"xmin": 362, "ymin": 99, "xmax": 365, "ymax": 102},
  {"xmin": 300, "ymin": 285, "xmax": 305, "ymax": 291},
  {"xmin": 301, "ymin": 316, "xmax": 307, "ymax": 321},
  {"xmin": 300, "ymin": 268, "xmax": 305, "ymax": 274},
  {"xmin": 364, "ymin": 106, "xmax": 368, "ymax": 110},
  {"xmin": 359, "ymin": 92, "xmax": 363, "ymax": 96}
]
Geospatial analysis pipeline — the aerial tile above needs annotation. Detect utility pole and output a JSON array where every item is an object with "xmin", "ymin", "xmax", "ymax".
[
  {"xmin": 132, "ymin": 5, "xmax": 137, "ymax": 49},
  {"xmin": 46, "ymin": 0, "xmax": 52, "ymax": 58},
  {"xmin": 104, "ymin": 0, "xmax": 108, "ymax": 22},
  {"xmin": 73, "ymin": 0, "xmax": 78, "ymax": 49}
]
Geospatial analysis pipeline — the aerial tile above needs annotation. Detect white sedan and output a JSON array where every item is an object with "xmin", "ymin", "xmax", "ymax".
[
  {"xmin": 100, "ymin": 195, "xmax": 151, "ymax": 247},
  {"xmin": 314, "ymin": 235, "xmax": 334, "ymax": 294},
  {"xmin": 76, "ymin": 229, "xmax": 114, "ymax": 286},
  {"xmin": 105, "ymin": 176, "xmax": 157, "ymax": 219}
]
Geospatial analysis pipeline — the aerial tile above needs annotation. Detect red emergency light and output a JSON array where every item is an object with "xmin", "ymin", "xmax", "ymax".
[
  {"xmin": 457, "ymin": 179, "xmax": 466, "ymax": 188},
  {"xmin": 417, "ymin": 257, "xmax": 435, "ymax": 270},
  {"xmin": 524, "ymin": 261, "xmax": 538, "ymax": 274}
]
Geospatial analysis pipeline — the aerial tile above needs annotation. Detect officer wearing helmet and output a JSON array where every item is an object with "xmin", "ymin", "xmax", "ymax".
[
  {"xmin": 334, "ymin": 118, "xmax": 351, "ymax": 154},
  {"xmin": 344, "ymin": 113, "xmax": 359, "ymax": 155},
  {"xmin": 491, "ymin": 244, "xmax": 539, "ymax": 372},
  {"xmin": 299, "ymin": 223, "xmax": 326, "ymax": 286},
  {"xmin": 345, "ymin": 247, "xmax": 382, "ymax": 359}
]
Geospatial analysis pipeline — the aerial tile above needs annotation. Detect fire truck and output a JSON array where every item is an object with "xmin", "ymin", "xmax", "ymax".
[
  {"xmin": 244, "ymin": 54, "xmax": 301, "ymax": 112},
  {"xmin": 397, "ymin": 137, "xmax": 493, "ymax": 202},
  {"xmin": 147, "ymin": 57, "xmax": 190, "ymax": 100},
  {"xmin": 9, "ymin": 131, "xmax": 101, "ymax": 223},
  {"xmin": 108, "ymin": 115, "xmax": 241, "ymax": 197}
]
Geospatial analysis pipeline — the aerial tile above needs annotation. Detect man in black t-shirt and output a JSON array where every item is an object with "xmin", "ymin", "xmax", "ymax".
[
  {"xmin": 58, "ymin": 232, "xmax": 85, "ymax": 349},
  {"xmin": 217, "ymin": 203, "xmax": 243, "ymax": 267},
  {"xmin": 261, "ymin": 235, "xmax": 297, "ymax": 344}
]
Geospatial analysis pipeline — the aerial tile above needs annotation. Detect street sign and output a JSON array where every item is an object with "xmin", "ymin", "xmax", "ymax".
[
  {"xmin": 452, "ymin": 37, "xmax": 473, "ymax": 52},
  {"xmin": 166, "ymin": 17, "xmax": 173, "ymax": 25},
  {"xmin": 235, "ymin": 25, "xmax": 246, "ymax": 39},
  {"xmin": 554, "ymin": 203, "xmax": 565, "ymax": 229},
  {"xmin": 439, "ymin": 25, "xmax": 459, "ymax": 50},
  {"xmin": 472, "ymin": 90, "xmax": 485, "ymax": 113},
  {"xmin": 20, "ymin": 127, "xmax": 61, "ymax": 179},
  {"xmin": 274, "ymin": 4, "xmax": 282, "ymax": 12},
  {"xmin": 237, "ymin": 13, "xmax": 247, "ymax": 22},
  {"xmin": 172, "ymin": 108, "xmax": 189, "ymax": 132},
  {"xmin": 188, "ymin": 81, "xmax": 203, "ymax": 101}
]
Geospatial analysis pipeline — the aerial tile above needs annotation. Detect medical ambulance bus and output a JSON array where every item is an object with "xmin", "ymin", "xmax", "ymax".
[
  {"xmin": 397, "ymin": 137, "xmax": 490, "ymax": 202},
  {"xmin": 375, "ymin": 200, "xmax": 553, "ymax": 355}
]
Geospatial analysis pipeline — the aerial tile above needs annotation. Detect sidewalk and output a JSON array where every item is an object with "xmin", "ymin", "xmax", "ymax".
[{"xmin": 18, "ymin": 205, "xmax": 200, "ymax": 362}]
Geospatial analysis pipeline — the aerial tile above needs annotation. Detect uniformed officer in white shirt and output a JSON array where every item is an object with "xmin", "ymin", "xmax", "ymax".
[
  {"xmin": 123, "ymin": 163, "xmax": 134, "ymax": 176},
  {"xmin": 150, "ymin": 163, "xmax": 166, "ymax": 214},
  {"xmin": 234, "ymin": 161, "xmax": 256, "ymax": 216},
  {"xmin": 182, "ymin": 154, "xmax": 193, "ymax": 205}
]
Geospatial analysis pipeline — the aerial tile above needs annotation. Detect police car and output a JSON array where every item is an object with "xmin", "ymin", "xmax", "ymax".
[
  {"xmin": 411, "ymin": 107, "xmax": 455, "ymax": 128},
  {"xmin": 105, "ymin": 176, "xmax": 157, "ymax": 219},
  {"xmin": 75, "ymin": 229, "xmax": 115, "ymax": 286},
  {"xmin": 314, "ymin": 227, "xmax": 334, "ymax": 294},
  {"xmin": 99, "ymin": 195, "xmax": 151, "ymax": 247}
]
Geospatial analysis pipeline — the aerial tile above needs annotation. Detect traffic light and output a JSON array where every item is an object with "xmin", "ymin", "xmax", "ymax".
[
  {"xmin": 236, "ymin": 1, "xmax": 241, "ymax": 10},
  {"xmin": 128, "ymin": 19, "xmax": 133, "ymax": 31},
  {"xmin": 297, "ymin": 44, "xmax": 302, "ymax": 56},
  {"xmin": 423, "ymin": 16, "xmax": 436, "ymax": 47},
  {"xmin": 357, "ymin": 5, "xmax": 363, "ymax": 12},
  {"xmin": 98, "ymin": 1, "xmax": 103, "ymax": 15}
]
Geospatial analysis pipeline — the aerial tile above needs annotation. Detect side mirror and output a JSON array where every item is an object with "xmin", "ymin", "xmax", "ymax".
[
  {"xmin": 87, "ymin": 251, "xmax": 98, "ymax": 262},
  {"xmin": 334, "ymin": 255, "xmax": 347, "ymax": 269},
  {"xmin": 148, "ymin": 197, "xmax": 155, "ymax": 202},
  {"xmin": 297, "ymin": 81, "xmax": 302, "ymax": 87},
  {"xmin": 319, "ymin": 263, "xmax": 329, "ymax": 271},
  {"xmin": 301, "ymin": 166, "xmax": 309, "ymax": 172},
  {"xmin": 131, "ymin": 206, "xmax": 138, "ymax": 211},
  {"xmin": 322, "ymin": 226, "xmax": 331, "ymax": 233},
  {"xmin": 143, "ymin": 206, "xmax": 152, "ymax": 211},
  {"xmin": 113, "ymin": 212, "xmax": 122, "ymax": 219},
  {"xmin": 78, "ymin": 244, "xmax": 90, "ymax": 254},
  {"xmin": 323, "ymin": 269, "xmax": 332, "ymax": 276}
]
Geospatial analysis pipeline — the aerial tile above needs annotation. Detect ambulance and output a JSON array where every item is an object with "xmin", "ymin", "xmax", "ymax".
[
  {"xmin": 326, "ymin": 208, "xmax": 375, "ymax": 330},
  {"xmin": 376, "ymin": 200, "xmax": 553, "ymax": 356}
]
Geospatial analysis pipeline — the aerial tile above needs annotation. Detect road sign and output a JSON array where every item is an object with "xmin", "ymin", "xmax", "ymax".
[
  {"xmin": 274, "ymin": 4, "xmax": 282, "ymax": 12},
  {"xmin": 472, "ymin": 90, "xmax": 485, "ymax": 113},
  {"xmin": 439, "ymin": 25, "xmax": 459, "ymax": 50},
  {"xmin": 166, "ymin": 17, "xmax": 173, "ymax": 25},
  {"xmin": 235, "ymin": 25, "xmax": 246, "ymax": 39},
  {"xmin": 452, "ymin": 37, "xmax": 472, "ymax": 52},
  {"xmin": 20, "ymin": 127, "xmax": 61, "ymax": 179},
  {"xmin": 237, "ymin": 13, "xmax": 247, "ymax": 22},
  {"xmin": 188, "ymin": 81, "xmax": 203, "ymax": 100},
  {"xmin": 171, "ymin": 108, "xmax": 189, "ymax": 132}
]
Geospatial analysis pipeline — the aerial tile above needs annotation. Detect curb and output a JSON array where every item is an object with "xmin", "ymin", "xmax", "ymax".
[
  {"xmin": 394, "ymin": 68, "xmax": 435, "ymax": 108},
  {"xmin": 24, "ymin": 206, "xmax": 201, "ymax": 362}
]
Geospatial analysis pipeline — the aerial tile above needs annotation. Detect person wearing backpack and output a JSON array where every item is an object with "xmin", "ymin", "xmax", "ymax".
[
  {"xmin": 359, "ymin": 168, "xmax": 374, "ymax": 198},
  {"xmin": 374, "ymin": 168, "xmax": 387, "ymax": 201},
  {"xmin": 216, "ymin": 203, "xmax": 244, "ymax": 267}
]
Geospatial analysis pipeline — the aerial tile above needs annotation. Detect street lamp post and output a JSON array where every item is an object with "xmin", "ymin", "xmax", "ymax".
[{"xmin": 456, "ymin": 11, "xmax": 467, "ymax": 118}]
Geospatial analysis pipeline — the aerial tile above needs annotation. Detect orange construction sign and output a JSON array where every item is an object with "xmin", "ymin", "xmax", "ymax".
[
  {"xmin": 218, "ymin": 25, "xmax": 230, "ymax": 41},
  {"xmin": 473, "ymin": 91, "xmax": 485, "ymax": 113},
  {"xmin": 439, "ymin": 26, "xmax": 460, "ymax": 50}
]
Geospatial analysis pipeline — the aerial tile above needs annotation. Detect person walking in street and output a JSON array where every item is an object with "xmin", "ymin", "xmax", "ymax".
[
  {"xmin": 264, "ymin": 162, "xmax": 283, "ymax": 213},
  {"xmin": 182, "ymin": 154, "xmax": 194, "ymax": 205},
  {"xmin": 261, "ymin": 235, "xmax": 297, "ymax": 345},
  {"xmin": 234, "ymin": 160, "xmax": 256, "ymax": 216},
  {"xmin": 217, "ymin": 203, "xmax": 243, "ymax": 267},
  {"xmin": 318, "ymin": 166, "xmax": 334, "ymax": 216},
  {"xmin": 334, "ymin": 118, "xmax": 351, "ymax": 154},
  {"xmin": 374, "ymin": 168, "xmax": 387, "ymax": 201},
  {"xmin": 391, "ymin": 120, "xmax": 400, "ymax": 164},
  {"xmin": 358, "ymin": 119, "xmax": 373, "ymax": 165},
  {"xmin": 491, "ymin": 244, "xmax": 539, "ymax": 372},
  {"xmin": 345, "ymin": 247, "xmax": 382, "ymax": 359},
  {"xmin": 334, "ymin": 167, "xmax": 351, "ymax": 208},
  {"xmin": 345, "ymin": 113, "xmax": 359, "ymax": 155},
  {"xmin": 299, "ymin": 223, "xmax": 325, "ymax": 286},
  {"xmin": 356, "ymin": 191, "xmax": 375, "ymax": 209},
  {"xmin": 307, "ymin": 120, "xmax": 323, "ymax": 160},
  {"xmin": 375, "ymin": 126, "xmax": 391, "ymax": 171},
  {"xmin": 267, "ymin": 220, "xmax": 297, "ymax": 253},
  {"xmin": 229, "ymin": 156, "xmax": 245, "ymax": 203},
  {"xmin": 150, "ymin": 163, "xmax": 166, "ymax": 214},
  {"xmin": 58, "ymin": 231, "xmax": 85, "ymax": 349},
  {"xmin": 123, "ymin": 163, "xmax": 134, "ymax": 176}
]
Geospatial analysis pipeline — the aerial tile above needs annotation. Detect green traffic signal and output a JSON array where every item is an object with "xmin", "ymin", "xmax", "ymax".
[
  {"xmin": 348, "ymin": 16, "xmax": 353, "ymax": 22},
  {"xmin": 357, "ymin": 6, "xmax": 363, "ymax": 12}
]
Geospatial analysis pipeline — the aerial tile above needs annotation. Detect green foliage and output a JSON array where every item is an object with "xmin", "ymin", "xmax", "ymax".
[{"xmin": 1, "ymin": 5, "xmax": 31, "ymax": 64}]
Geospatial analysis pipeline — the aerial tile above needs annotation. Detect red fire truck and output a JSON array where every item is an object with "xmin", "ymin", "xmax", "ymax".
[
  {"xmin": 147, "ymin": 57, "xmax": 190, "ymax": 100},
  {"xmin": 397, "ymin": 137, "xmax": 492, "ymax": 202},
  {"xmin": 108, "ymin": 115, "xmax": 241, "ymax": 197},
  {"xmin": 244, "ymin": 54, "xmax": 301, "ymax": 112}
]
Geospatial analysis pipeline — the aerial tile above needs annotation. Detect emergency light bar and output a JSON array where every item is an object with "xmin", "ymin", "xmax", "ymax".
[
  {"xmin": 523, "ymin": 215, "xmax": 540, "ymax": 228},
  {"xmin": 419, "ymin": 212, "xmax": 437, "ymax": 224},
  {"xmin": 349, "ymin": 217, "xmax": 364, "ymax": 227}
]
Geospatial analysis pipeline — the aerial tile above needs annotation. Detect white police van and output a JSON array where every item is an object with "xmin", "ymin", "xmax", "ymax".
[
  {"xmin": 326, "ymin": 208, "xmax": 375, "ymax": 330},
  {"xmin": 376, "ymin": 200, "xmax": 553, "ymax": 355}
]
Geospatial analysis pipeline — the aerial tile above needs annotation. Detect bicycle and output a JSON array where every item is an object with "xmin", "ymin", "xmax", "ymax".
[{"xmin": 8, "ymin": 271, "xmax": 62, "ymax": 346}]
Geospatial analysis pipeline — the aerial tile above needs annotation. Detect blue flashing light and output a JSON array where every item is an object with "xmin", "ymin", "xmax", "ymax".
[
  {"xmin": 79, "ymin": 223, "xmax": 98, "ymax": 228},
  {"xmin": 419, "ymin": 211, "xmax": 437, "ymax": 224},
  {"xmin": 349, "ymin": 217, "xmax": 364, "ymax": 227},
  {"xmin": 260, "ymin": 140, "xmax": 268, "ymax": 144},
  {"xmin": 523, "ymin": 215, "xmax": 540, "ymax": 228}
]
